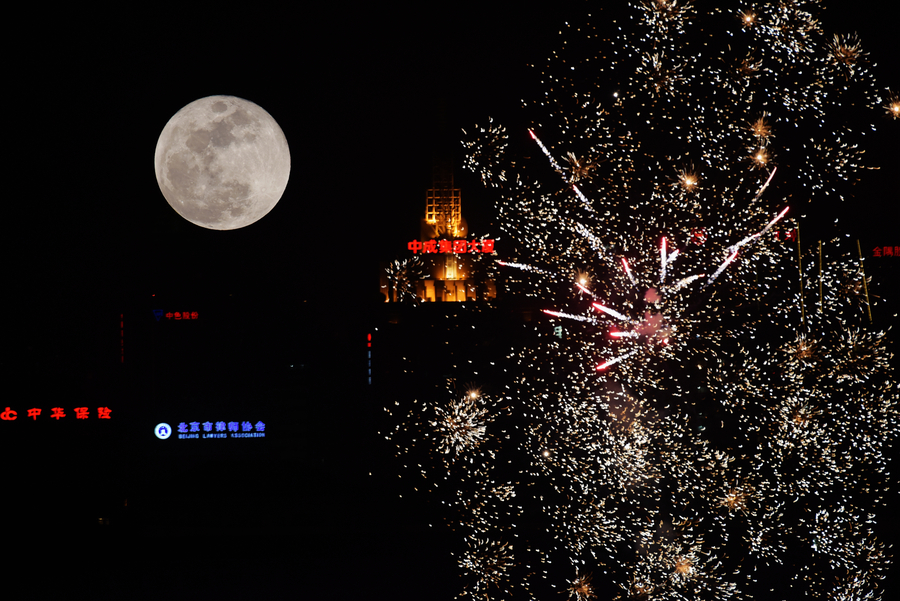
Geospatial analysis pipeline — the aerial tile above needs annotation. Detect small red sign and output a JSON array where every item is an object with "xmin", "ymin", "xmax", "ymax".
[
  {"xmin": 408, "ymin": 239, "xmax": 495, "ymax": 254},
  {"xmin": 1, "ymin": 407, "xmax": 112, "ymax": 422},
  {"xmin": 773, "ymin": 229, "xmax": 797, "ymax": 242},
  {"xmin": 872, "ymin": 246, "xmax": 899, "ymax": 257}
]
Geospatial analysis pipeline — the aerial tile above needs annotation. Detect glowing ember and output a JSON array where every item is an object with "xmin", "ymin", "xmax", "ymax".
[{"xmin": 388, "ymin": 3, "xmax": 897, "ymax": 598}]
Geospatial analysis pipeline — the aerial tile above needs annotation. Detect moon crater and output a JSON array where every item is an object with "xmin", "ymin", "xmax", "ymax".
[{"xmin": 154, "ymin": 95, "xmax": 290, "ymax": 230}]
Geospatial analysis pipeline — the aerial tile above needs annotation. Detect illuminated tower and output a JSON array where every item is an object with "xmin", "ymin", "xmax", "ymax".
[
  {"xmin": 381, "ymin": 161, "xmax": 497, "ymax": 303},
  {"xmin": 424, "ymin": 162, "xmax": 465, "ymax": 239}
]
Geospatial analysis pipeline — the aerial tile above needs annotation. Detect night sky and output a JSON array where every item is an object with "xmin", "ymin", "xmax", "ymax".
[
  {"xmin": 10, "ymin": 4, "xmax": 897, "ymax": 309},
  {"xmin": 5, "ymin": 3, "xmax": 898, "ymax": 599}
]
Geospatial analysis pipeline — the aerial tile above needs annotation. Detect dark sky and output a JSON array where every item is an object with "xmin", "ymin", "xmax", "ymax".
[
  {"xmin": 9, "ymin": 2, "xmax": 897, "ymax": 314},
  {"xmin": 5, "ymin": 2, "xmax": 899, "ymax": 599}
]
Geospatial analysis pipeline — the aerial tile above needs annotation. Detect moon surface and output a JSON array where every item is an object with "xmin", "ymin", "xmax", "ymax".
[{"xmin": 154, "ymin": 96, "xmax": 290, "ymax": 230}]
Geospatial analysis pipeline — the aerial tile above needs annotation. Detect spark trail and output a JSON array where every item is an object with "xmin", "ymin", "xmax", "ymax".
[{"xmin": 388, "ymin": 3, "xmax": 898, "ymax": 599}]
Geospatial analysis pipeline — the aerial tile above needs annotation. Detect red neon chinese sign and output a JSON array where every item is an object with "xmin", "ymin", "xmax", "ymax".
[
  {"xmin": 872, "ymin": 246, "xmax": 899, "ymax": 257},
  {"xmin": 774, "ymin": 229, "xmax": 797, "ymax": 242},
  {"xmin": 2, "ymin": 407, "xmax": 112, "ymax": 421},
  {"xmin": 408, "ymin": 239, "xmax": 495, "ymax": 254},
  {"xmin": 153, "ymin": 310, "xmax": 200, "ymax": 321}
]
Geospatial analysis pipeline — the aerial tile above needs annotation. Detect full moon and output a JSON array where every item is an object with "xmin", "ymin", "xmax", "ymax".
[{"xmin": 154, "ymin": 95, "xmax": 290, "ymax": 230}]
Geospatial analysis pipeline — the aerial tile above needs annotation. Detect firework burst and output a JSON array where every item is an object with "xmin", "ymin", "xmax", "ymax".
[{"xmin": 387, "ymin": 2, "xmax": 897, "ymax": 599}]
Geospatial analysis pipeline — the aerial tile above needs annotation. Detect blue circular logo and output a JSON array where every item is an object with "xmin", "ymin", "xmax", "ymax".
[{"xmin": 154, "ymin": 423, "xmax": 172, "ymax": 440}]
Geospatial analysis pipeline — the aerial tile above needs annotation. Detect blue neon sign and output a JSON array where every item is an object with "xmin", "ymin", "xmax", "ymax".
[{"xmin": 154, "ymin": 420, "xmax": 266, "ymax": 439}]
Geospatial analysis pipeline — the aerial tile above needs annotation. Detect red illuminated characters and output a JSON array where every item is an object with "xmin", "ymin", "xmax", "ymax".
[
  {"xmin": 2, "ymin": 407, "xmax": 113, "ymax": 422},
  {"xmin": 775, "ymin": 229, "xmax": 797, "ymax": 242},
  {"xmin": 407, "ymin": 239, "xmax": 496, "ymax": 254},
  {"xmin": 161, "ymin": 311, "xmax": 199, "ymax": 320}
]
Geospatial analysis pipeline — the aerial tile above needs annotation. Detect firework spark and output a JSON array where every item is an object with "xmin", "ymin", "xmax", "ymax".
[{"xmin": 386, "ymin": 2, "xmax": 897, "ymax": 599}]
